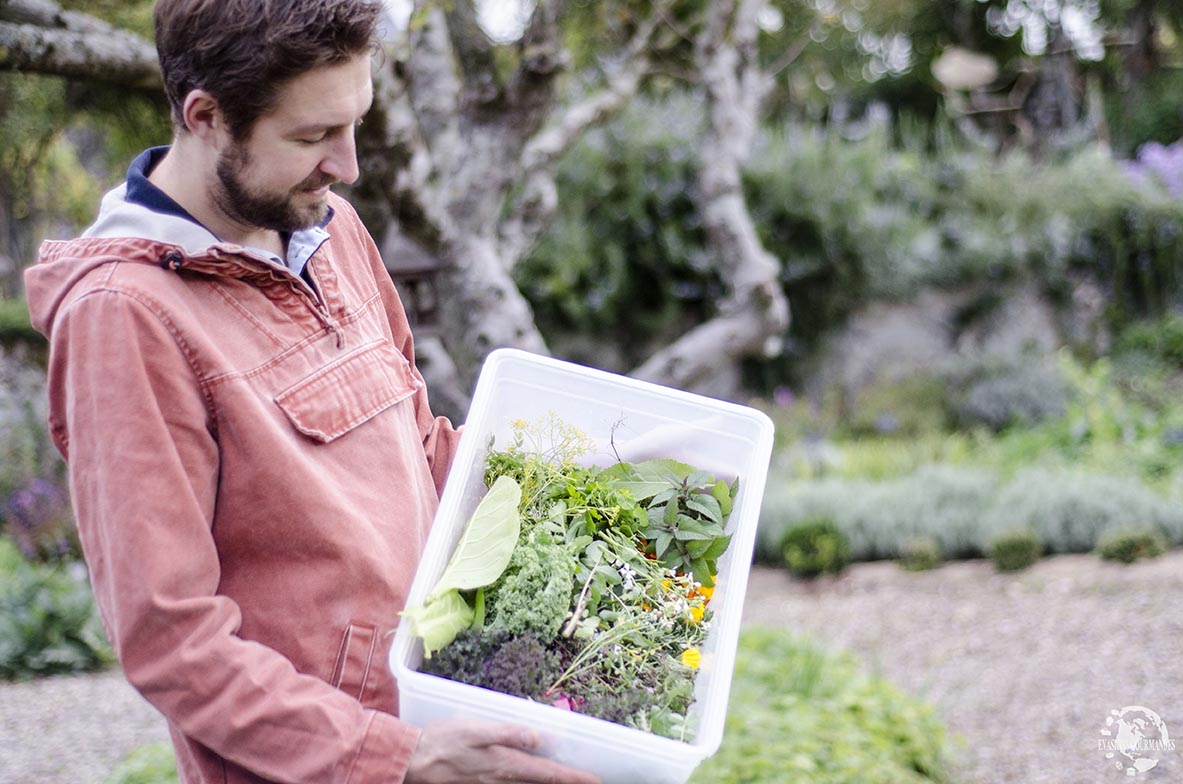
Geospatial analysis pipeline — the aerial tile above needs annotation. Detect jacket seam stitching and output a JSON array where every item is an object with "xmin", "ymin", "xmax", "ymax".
[
  {"xmin": 71, "ymin": 284, "xmax": 220, "ymax": 434},
  {"xmin": 208, "ymin": 281, "xmax": 287, "ymax": 348},
  {"xmin": 343, "ymin": 712, "xmax": 378, "ymax": 784}
]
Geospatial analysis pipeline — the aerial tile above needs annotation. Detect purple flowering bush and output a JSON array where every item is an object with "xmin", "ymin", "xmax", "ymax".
[
  {"xmin": 0, "ymin": 347, "xmax": 74, "ymax": 561},
  {"xmin": 1125, "ymin": 140, "xmax": 1183, "ymax": 199}
]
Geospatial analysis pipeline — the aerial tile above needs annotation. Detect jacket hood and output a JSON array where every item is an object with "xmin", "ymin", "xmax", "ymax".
[{"xmin": 25, "ymin": 184, "xmax": 224, "ymax": 338}]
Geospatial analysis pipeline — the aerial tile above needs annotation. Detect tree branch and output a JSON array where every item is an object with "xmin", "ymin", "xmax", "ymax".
[
  {"xmin": 633, "ymin": 0, "xmax": 788, "ymax": 391},
  {"xmin": 443, "ymin": 0, "xmax": 500, "ymax": 103},
  {"xmin": 0, "ymin": 0, "xmax": 159, "ymax": 89},
  {"xmin": 2, "ymin": 0, "xmax": 118, "ymax": 34},
  {"xmin": 356, "ymin": 53, "xmax": 450, "ymax": 254},
  {"xmin": 498, "ymin": 4, "xmax": 670, "ymax": 264},
  {"xmin": 767, "ymin": 30, "xmax": 812, "ymax": 78},
  {"xmin": 519, "ymin": 5, "xmax": 664, "ymax": 173},
  {"xmin": 404, "ymin": 1, "xmax": 462, "ymax": 149},
  {"xmin": 504, "ymin": 0, "xmax": 566, "ymax": 124}
]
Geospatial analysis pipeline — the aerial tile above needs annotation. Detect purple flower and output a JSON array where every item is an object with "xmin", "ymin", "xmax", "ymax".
[
  {"xmin": 3, "ymin": 477, "xmax": 68, "ymax": 540},
  {"xmin": 773, "ymin": 386, "xmax": 796, "ymax": 408},
  {"xmin": 1126, "ymin": 141, "xmax": 1183, "ymax": 199}
]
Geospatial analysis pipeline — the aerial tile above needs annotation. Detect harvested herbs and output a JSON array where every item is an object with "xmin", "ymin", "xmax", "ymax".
[{"xmin": 403, "ymin": 415, "xmax": 739, "ymax": 741}]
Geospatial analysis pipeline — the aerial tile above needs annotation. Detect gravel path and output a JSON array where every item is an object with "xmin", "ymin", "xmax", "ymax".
[
  {"xmin": 0, "ymin": 668, "xmax": 168, "ymax": 784},
  {"xmin": 742, "ymin": 551, "xmax": 1183, "ymax": 784},
  {"xmin": 2, "ymin": 552, "xmax": 1181, "ymax": 783}
]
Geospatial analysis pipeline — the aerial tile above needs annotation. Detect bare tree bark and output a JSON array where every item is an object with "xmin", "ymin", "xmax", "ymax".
[
  {"xmin": 499, "ymin": 6, "xmax": 665, "ymax": 263},
  {"xmin": 0, "ymin": 0, "xmax": 159, "ymax": 88},
  {"xmin": 360, "ymin": 0, "xmax": 668, "ymax": 407},
  {"xmin": 632, "ymin": 0, "xmax": 789, "ymax": 394}
]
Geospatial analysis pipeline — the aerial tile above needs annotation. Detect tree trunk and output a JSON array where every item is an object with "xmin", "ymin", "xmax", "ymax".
[
  {"xmin": 632, "ymin": 0, "xmax": 788, "ymax": 396},
  {"xmin": 359, "ymin": 0, "xmax": 662, "ymax": 406}
]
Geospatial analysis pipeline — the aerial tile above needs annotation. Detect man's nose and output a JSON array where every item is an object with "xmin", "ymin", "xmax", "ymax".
[{"xmin": 321, "ymin": 133, "xmax": 360, "ymax": 185}]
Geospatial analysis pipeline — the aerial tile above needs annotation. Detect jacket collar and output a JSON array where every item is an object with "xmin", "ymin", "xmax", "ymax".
[{"xmin": 84, "ymin": 146, "xmax": 333, "ymax": 274}]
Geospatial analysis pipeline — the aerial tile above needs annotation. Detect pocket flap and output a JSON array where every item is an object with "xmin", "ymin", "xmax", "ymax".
[{"xmin": 275, "ymin": 341, "xmax": 420, "ymax": 443}]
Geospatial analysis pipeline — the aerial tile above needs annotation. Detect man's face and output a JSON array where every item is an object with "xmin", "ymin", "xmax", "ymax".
[{"xmin": 211, "ymin": 54, "xmax": 374, "ymax": 234}]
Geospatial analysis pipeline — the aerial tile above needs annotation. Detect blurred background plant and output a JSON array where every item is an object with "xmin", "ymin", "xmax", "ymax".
[
  {"xmin": 690, "ymin": 627, "xmax": 949, "ymax": 784},
  {"xmin": 0, "ymin": 347, "xmax": 74, "ymax": 561},
  {"xmin": 987, "ymin": 528, "xmax": 1044, "ymax": 572},
  {"xmin": 1096, "ymin": 528, "xmax": 1168, "ymax": 564},
  {"xmin": 0, "ymin": 537, "xmax": 112, "ymax": 680}
]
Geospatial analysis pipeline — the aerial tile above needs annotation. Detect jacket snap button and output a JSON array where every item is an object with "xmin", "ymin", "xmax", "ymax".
[{"xmin": 161, "ymin": 252, "xmax": 183, "ymax": 271}]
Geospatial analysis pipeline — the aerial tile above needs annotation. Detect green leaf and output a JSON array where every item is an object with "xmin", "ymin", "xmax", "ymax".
[
  {"xmin": 470, "ymin": 587, "xmax": 486, "ymax": 630},
  {"xmin": 663, "ymin": 500, "xmax": 679, "ymax": 525},
  {"xmin": 432, "ymin": 475, "xmax": 521, "ymax": 595},
  {"xmin": 686, "ymin": 494, "xmax": 723, "ymax": 524},
  {"xmin": 402, "ymin": 475, "xmax": 520, "ymax": 655},
  {"xmin": 703, "ymin": 534, "xmax": 732, "ymax": 560},
  {"xmin": 711, "ymin": 480, "xmax": 734, "ymax": 517},
  {"xmin": 690, "ymin": 557, "xmax": 715, "ymax": 588},
  {"xmin": 605, "ymin": 460, "xmax": 692, "ymax": 501},
  {"xmin": 655, "ymin": 531, "xmax": 674, "ymax": 559},
  {"xmin": 401, "ymin": 590, "xmax": 474, "ymax": 659},
  {"xmin": 673, "ymin": 518, "xmax": 715, "ymax": 541}
]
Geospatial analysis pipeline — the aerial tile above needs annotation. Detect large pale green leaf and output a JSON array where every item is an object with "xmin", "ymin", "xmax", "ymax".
[
  {"xmin": 402, "ymin": 475, "xmax": 521, "ymax": 656},
  {"xmin": 402, "ymin": 590, "xmax": 474, "ymax": 659},
  {"xmin": 432, "ymin": 475, "xmax": 522, "ymax": 595}
]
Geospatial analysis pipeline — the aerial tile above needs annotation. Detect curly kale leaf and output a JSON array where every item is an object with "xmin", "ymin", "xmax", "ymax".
[{"xmin": 485, "ymin": 539, "xmax": 580, "ymax": 639}]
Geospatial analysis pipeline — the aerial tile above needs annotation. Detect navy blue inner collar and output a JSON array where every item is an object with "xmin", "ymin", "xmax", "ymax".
[
  {"xmin": 124, "ymin": 145, "xmax": 334, "ymax": 240},
  {"xmin": 125, "ymin": 146, "xmax": 210, "ymax": 229}
]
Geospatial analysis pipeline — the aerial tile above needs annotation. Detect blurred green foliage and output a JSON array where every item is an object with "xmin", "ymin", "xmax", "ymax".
[
  {"xmin": 758, "ymin": 345, "xmax": 1183, "ymax": 565},
  {"xmin": 1115, "ymin": 314, "xmax": 1183, "ymax": 369},
  {"xmin": 988, "ymin": 529, "xmax": 1043, "ymax": 572},
  {"xmin": 104, "ymin": 742, "xmax": 179, "ymax": 784},
  {"xmin": 690, "ymin": 627, "xmax": 949, "ymax": 784},
  {"xmin": 0, "ymin": 538, "xmax": 112, "ymax": 680},
  {"xmin": 1096, "ymin": 528, "xmax": 1168, "ymax": 563},
  {"xmin": 523, "ymin": 103, "xmax": 1183, "ymax": 382},
  {"xmin": 779, "ymin": 517, "xmax": 852, "ymax": 578},
  {"xmin": 0, "ymin": 0, "xmax": 167, "ymax": 271},
  {"xmin": 0, "ymin": 298, "xmax": 40, "ymax": 346},
  {"xmin": 516, "ymin": 100, "xmax": 717, "ymax": 370},
  {"xmin": 898, "ymin": 536, "xmax": 943, "ymax": 572}
]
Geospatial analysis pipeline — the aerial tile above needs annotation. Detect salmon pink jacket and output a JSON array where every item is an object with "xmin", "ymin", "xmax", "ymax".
[{"xmin": 24, "ymin": 182, "xmax": 461, "ymax": 783}]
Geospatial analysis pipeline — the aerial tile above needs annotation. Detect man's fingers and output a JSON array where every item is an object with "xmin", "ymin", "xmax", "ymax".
[
  {"xmin": 492, "ymin": 746, "xmax": 603, "ymax": 784},
  {"xmin": 451, "ymin": 719, "xmax": 538, "ymax": 751}
]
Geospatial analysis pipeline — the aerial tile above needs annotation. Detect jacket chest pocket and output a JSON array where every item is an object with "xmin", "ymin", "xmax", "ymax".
[{"xmin": 274, "ymin": 341, "xmax": 420, "ymax": 443}]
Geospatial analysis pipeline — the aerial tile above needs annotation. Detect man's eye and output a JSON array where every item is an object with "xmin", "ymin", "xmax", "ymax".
[{"xmin": 298, "ymin": 134, "xmax": 327, "ymax": 145}]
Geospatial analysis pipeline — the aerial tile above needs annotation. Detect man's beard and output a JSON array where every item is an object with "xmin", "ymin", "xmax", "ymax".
[{"xmin": 214, "ymin": 142, "xmax": 333, "ymax": 234}]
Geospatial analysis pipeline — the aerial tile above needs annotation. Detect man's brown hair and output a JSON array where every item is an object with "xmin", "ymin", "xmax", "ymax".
[{"xmin": 154, "ymin": 0, "xmax": 382, "ymax": 139}]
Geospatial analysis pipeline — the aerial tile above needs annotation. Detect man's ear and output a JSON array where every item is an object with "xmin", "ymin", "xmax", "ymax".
[{"xmin": 180, "ymin": 90, "xmax": 225, "ymax": 143}]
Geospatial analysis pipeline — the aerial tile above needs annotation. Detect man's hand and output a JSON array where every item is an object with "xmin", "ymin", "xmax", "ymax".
[{"xmin": 405, "ymin": 718, "xmax": 603, "ymax": 784}]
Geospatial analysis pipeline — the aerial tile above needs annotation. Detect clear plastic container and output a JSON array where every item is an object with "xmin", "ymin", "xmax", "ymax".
[{"xmin": 389, "ymin": 349, "xmax": 774, "ymax": 784}]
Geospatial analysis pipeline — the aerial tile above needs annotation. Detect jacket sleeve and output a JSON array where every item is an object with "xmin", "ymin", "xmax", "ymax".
[{"xmin": 48, "ymin": 287, "xmax": 420, "ymax": 784}]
